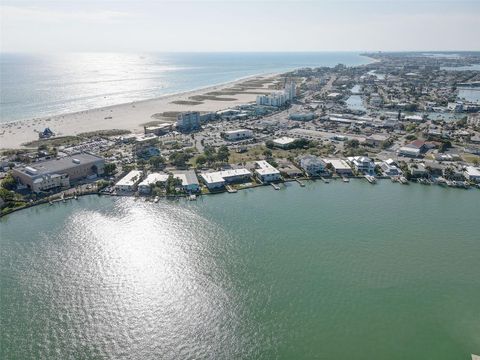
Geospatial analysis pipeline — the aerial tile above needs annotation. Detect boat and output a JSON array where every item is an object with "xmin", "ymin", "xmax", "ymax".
[
  {"xmin": 189, "ymin": 194, "xmax": 197, "ymax": 201},
  {"xmin": 399, "ymin": 176, "xmax": 408, "ymax": 184},
  {"xmin": 365, "ymin": 175, "xmax": 377, "ymax": 184},
  {"xmin": 154, "ymin": 196, "xmax": 159, "ymax": 203},
  {"xmin": 342, "ymin": 177, "xmax": 350, "ymax": 183}
]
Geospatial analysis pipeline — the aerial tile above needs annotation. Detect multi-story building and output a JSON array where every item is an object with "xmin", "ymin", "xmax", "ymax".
[
  {"xmin": 256, "ymin": 83, "xmax": 296, "ymax": 107},
  {"xmin": 200, "ymin": 169, "xmax": 252, "ymax": 190},
  {"xmin": 254, "ymin": 160, "xmax": 281, "ymax": 182},
  {"xmin": 115, "ymin": 170, "xmax": 143, "ymax": 192},
  {"xmin": 176, "ymin": 112, "xmax": 201, "ymax": 132},
  {"xmin": 297, "ymin": 155, "xmax": 326, "ymax": 176},
  {"xmin": 348, "ymin": 156, "xmax": 375, "ymax": 174},
  {"xmin": 12, "ymin": 153, "xmax": 105, "ymax": 192},
  {"xmin": 172, "ymin": 170, "xmax": 200, "ymax": 193}
]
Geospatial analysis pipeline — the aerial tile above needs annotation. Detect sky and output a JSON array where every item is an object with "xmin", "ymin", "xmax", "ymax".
[{"xmin": 1, "ymin": 0, "xmax": 479, "ymax": 53}]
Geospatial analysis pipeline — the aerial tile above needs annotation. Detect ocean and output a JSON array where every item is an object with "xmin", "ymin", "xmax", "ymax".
[
  {"xmin": 0, "ymin": 52, "xmax": 370, "ymax": 123},
  {"xmin": 1, "ymin": 180, "xmax": 479, "ymax": 359}
]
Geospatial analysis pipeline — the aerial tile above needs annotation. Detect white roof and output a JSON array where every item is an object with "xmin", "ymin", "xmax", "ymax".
[
  {"xmin": 225, "ymin": 129, "xmax": 252, "ymax": 135},
  {"xmin": 255, "ymin": 160, "xmax": 280, "ymax": 175},
  {"xmin": 116, "ymin": 170, "xmax": 142, "ymax": 187},
  {"xmin": 138, "ymin": 173, "xmax": 169, "ymax": 187},
  {"xmin": 465, "ymin": 166, "xmax": 480, "ymax": 176},
  {"xmin": 201, "ymin": 168, "xmax": 251, "ymax": 184},
  {"xmin": 325, "ymin": 158, "xmax": 351, "ymax": 170},
  {"xmin": 273, "ymin": 137, "xmax": 296, "ymax": 145},
  {"xmin": 255, "ymin": 168, "xmax": 280, "ymax": 176},
  {"xmin": 172, "ymin": 170, "xmax": 199, "ymax": 186},
  {"xmin": 399, "ymin": 146, "xmax": 420, "ymax": 154}
]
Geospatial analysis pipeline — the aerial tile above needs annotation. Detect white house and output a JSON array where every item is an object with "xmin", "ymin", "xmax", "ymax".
[
  {"xmin": 115, "ymin": 170, "xmax": 143, "ymax": 192},
  {"xmin": 348, "ymin": 156, "xmax": 375, "ymax": 174},
  {"xmin": 138, "ymin": 173, "xmax": 169, "ymax": 194},
  {"xmin": 254, "ymin": 160, "xmax": 281, "ymax": 182},
  {"xmin": 200, "ymin": 168, "xmax": 251, "ymax": 190},
  {"xmin": 297, "ymin": 155, "xmax": 326, "ymax": 176},
  {"xmin": 464, "ymin": 166, "xmax": 480, "ymax": 182},
  {"xmin": 380, "ymin": 162, "xmax": 402, "ymax": 176},
  {"xmin": 324, "ymin": 158, "xmax": 353, "ymax": 176},
  {"xmin": 223, "ymin": 129, "xmax": 253, "ymax": 141},
  {"xmin": 272, "ymin": 137, "xmax": 296, "ymax": 149}
]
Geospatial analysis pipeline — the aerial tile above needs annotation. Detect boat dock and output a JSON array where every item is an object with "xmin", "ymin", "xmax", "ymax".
[
  {"xmin": 365, "ymin": 175, "xmax": 377, "ymax": 184},
  {"xmin": 295, "ymin": 178, "xmax": 306, "ymax": 187},
  {"xmin": 271, "ymin": 183, "xmax": 280, "ymax": 190}
]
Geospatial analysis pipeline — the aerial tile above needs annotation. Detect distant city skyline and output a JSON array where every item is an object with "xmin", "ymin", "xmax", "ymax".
[{"xmin": 1, "ymin": 0, "xmax": 479, "ymax": 53}]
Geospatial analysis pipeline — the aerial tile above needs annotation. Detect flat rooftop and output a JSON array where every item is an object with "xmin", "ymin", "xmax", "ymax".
[
  {"xmin": 16, "ymin": 153, "xmax": 104, "ymax": 177},
  {"xmin": 172, "ymin": 170, "xmax": 199, "ymax": 186},
  {"xmin": 139, "ymin": 173, "xmax": 169, "ymax": 187},
  {"xmin": 201, "ymin": 168, "xmax": 251, "ymax": 184},
  {"xmin": 116, "ymin": 170, "xmax": 143, "ymax": 187}
]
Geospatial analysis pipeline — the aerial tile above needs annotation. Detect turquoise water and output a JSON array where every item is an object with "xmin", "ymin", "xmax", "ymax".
[
  {"xmin": 1, "ymin": 180, "xmax": 479, "ymax": 359},
  {"xmin": 0, "ymin": 52, "xmax": 370, "ymax": 122}
]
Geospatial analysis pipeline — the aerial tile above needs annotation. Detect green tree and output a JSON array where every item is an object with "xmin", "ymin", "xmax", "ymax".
[
  {"xmin": 263, "ymin": 148, "xmax": 273, "ymax": 158},
  {"xmin": 216, "ymin": 145, "xmax": 230, "ymax": 163},
  {"xmin": 149, "ymin": 155, "xmax": 165, "ymax": 169},
  {"xmin": 169, "ymin": 151, "xmax": 190, "ymax": 168},
  {"xmin": 440, "ymin": 140, "xmax": 452, "ymax": 153},
  {"xmin": 265, "ymin": 140, "xmax": 275, "ymax": 149},
  {"xmin": 1, "ymin": 173, "xmax": 16, "ymax": 190},
  {"xmin": 196, "ymin": 155, "xmax": 207, "ymax": 166},
  {"xmin": 345, "ymin": 139, "xmax": 359, "ymax": 148},
  {"xmin": 104, "ymin": 163, "xmax": 116, "ymax": 176}
]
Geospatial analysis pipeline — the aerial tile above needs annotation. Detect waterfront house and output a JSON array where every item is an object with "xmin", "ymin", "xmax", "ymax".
[
  {"xmin": 408, "ymin": 163, "xmax": 428, "ymax": 178},
  {"xmin": 13, "ymin": 152, "xmax": 105, "ymax": 193},
  {"xmin": 115, "ymin": 170, "xmax": 143, "ymax": 192},
  {"xmin": 324, "ymin": 158, "xmax": 353, "ymax": 176},
  {"xmin": 138, "ymin": 173, "xmax": 169, "ymax": 194},
  {"xmin": 464, "ymin": 166, "xmax": 480, "ymax": 182},
  {"xmin": 254, "ymin": 160, "xmax": 281, "ymax": 183},
  {"xmin": 348, "ymin": 156, "xmax": 375, "ymax": 175},
  {"xmin": 172, "ymin": 170, "xmax": 200, "ymax": 193},
  {"xmin": 297, "ymin": 155, "xmax": 326, "ymax": 176},
  {"xmin": 380, "ymin": 162, "xmax": 402, "ymax": 176},
  {"xmin": 200, "ymin": 168, "xmax": 252, "ymax": 190}
]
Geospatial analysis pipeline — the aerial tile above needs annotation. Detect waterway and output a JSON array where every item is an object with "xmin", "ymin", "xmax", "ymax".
[{"xmin": 1, "ymin": 181, "xmax": 479, "ymax": 359}]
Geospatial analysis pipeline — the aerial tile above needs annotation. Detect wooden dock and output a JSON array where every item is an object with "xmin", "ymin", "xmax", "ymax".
[
  {"xmin": 271, "ymin": 183, "xmax": 280, "ymax": 190},
  {"xmin": 295, "ymin": 178, "xmax": 305, "ymax": 187}
]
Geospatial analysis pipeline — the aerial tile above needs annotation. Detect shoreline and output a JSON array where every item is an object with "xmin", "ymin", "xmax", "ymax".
[
  {"xmin": 0, "ymin": 71, "xmax": 283, "ymax": 149},
  {"xmin": 0, "ymin": 55, "xmax": 376, "ymax": 149},
  {"xmin": 1, "ymin": 175, "xmax": 476, "ymax": 218}
]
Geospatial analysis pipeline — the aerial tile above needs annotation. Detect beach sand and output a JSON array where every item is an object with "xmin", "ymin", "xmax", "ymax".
[{"xmin": 0, "ymin": 74, "xmax": 281, "ymax": 149}]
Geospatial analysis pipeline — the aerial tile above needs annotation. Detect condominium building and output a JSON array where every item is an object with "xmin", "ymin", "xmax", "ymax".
[{"xmin": 176, "ymin": 112, "xmax": 201, "ymax": 132}]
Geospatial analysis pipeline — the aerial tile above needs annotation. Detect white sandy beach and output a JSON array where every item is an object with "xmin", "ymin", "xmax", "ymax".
[{"xmin": 0, "ymin": 74, "xmax": 280, "ymax": 149}]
